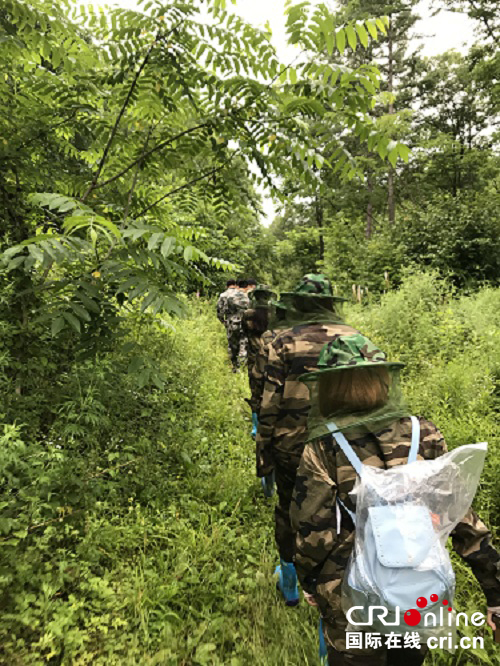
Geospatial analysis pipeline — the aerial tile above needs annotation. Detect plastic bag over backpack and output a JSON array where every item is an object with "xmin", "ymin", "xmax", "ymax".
[{"xmin": 341, "ymin": 441, "xmax": 488, "ymax": 639}]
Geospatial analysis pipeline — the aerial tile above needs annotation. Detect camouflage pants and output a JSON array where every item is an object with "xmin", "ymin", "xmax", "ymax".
[
  {"xmin": 324, "ymin": 614, "xmax": 427, "ymax": 665},
  {"xmin": 274, "ymin": 452, "xmax": 302, "ymax": 562},
  {"xmin": 226, "ymin": 317, "xmax": 247, "ymax": 368},
  {"xmin": 247, "ymin": 363, "xmax": 261, "ymax": 412}
]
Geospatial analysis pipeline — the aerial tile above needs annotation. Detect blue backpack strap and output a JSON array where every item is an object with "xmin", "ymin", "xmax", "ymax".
[
  {"xmin": 408, "ymin": 415, "xmax": 420, "ymax": 464},
  {"xmin": 326, "ymin": 422, "xmax": 363, "ymax": 477}
]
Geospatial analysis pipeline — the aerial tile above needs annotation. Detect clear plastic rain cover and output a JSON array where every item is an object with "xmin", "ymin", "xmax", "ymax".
[{"xmin": 342, "ymin": 442, "xmax": 488, "ymax": 639}]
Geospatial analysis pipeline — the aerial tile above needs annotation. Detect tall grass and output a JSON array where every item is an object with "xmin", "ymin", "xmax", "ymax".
[{"xmin": 0, "ymin": 273, "xmax": 499, "ymax": 664}]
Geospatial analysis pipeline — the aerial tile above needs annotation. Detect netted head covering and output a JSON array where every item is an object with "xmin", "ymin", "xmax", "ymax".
[
  {"xmin": 300, "ymin": 333, "xmax": 408, "ymax": 439},
  {"xmin": 249, "ymin": 284, "xmax": 277, "ymax": 306},
  {"xmin": 270, "ymin": 273, "xmax": 346, "ymax": 329},
  {"xmin": 244, "ymin": 284, "xmax": 276, "ymax": 335}
]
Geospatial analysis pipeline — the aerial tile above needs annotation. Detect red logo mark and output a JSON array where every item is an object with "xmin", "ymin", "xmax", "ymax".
[
  {"xmin": 404, "ymin": 609, "xmax": 421, "ymax": 626},
  {"xmin": 403, "ymin": 593, "xmax": 452, "ymax": 627}
]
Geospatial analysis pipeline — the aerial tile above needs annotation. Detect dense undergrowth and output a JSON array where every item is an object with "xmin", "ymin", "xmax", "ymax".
[{"xmin": 1, "ymin": 272, "xmax": 499, "ymax": 664}]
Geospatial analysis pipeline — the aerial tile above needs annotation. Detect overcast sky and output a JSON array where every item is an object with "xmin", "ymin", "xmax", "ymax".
[
  {"xmin": 82, "ymin": 0, "xmax": 475, "ymax": 225},
  {"xmin": 96, "ymin": 0, "xmax": 474, "ymax": 58}
]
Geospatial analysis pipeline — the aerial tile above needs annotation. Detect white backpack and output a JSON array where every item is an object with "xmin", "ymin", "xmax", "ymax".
[{"xmin": 328, "ymin": 418, "xmax": 487, "ymax": 635}]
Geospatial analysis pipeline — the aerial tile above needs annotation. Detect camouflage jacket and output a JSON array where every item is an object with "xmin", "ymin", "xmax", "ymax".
[
  {"xmin": 255, "ymin": 322, "xmax": 358, "ymax": 477},
  {"xmin": 224, "ymin": 289, "xmax": 249, "ymax": 322},
  {"xmin": 248, "ymin": 329, "xmax": 276, "ymax": 413},
  {"xmin": 216, "ymin": 288, "xmax": 236, "ymax": 324},
  {"xmin": 242, "ymin": 308, "xmax": 271, "ymax": 368},
  {"xmin": 291, "ymin": 417, "xmax": 500, "ymax": 620}
]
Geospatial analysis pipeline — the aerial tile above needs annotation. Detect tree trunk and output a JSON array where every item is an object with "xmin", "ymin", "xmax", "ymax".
[
  {"xmin": 315, "ymin": 194, "xmax": 325, "ymax": 263},
  {"xmin": 387, "ymin": 23, "xmax": 396, "ymax": 225},
  {"xmin": 366, "ymin": 174, "xmax": 373, "ymax": 239}
]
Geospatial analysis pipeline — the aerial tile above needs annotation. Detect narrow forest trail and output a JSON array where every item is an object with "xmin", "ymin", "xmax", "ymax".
[
  {"xmin": 164, "ymin": 304, "xmax": 321, "ymax": 665},
  {"xmin": 165, "ymin": 293, "xmax": 499, "ymax": 666},
  {"xmin": 3, "ymin": 292, "xmax": 498, "ymax": 665}
]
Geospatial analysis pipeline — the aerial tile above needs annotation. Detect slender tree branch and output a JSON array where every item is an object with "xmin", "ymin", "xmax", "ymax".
[
  {"xmin": 123, "ymin": 124, "xmax": 154, "ymax": 223},
  {"xmin": 133, "ymin": 157, "xmax": 235, "ymax": 219},
  {"xmin": 82, "ymin": 39, "xmax": 158, "ymax": 201},
  {"xmin": 468, "ymin": 0, "xmax": 497, "ymax": 40},
  {"xmin": 84, "ymin": 44, "xmax": 304, "ymax": 198},
  {"xmin": 82, "ymin": 20, "xmax": 184, "ymax": 201},
  {"xmin": 92, "ymin": 122, "xmax": 209, "ymax": 191},
  {"xmin": 91, "ymin": 46, "xmax": 304, "ymax": 193}
]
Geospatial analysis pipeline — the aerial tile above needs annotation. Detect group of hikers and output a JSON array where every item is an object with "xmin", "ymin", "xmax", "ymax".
[{"xmin": 216, "ymin": 273, "xmax": 500, "ymax": 665}]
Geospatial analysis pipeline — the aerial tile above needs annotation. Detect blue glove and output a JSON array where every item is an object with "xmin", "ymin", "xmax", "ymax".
[
  {"xmin": 251, "ymin": 412, "xmax": 258, "ymax": 438},
  {"xmin": 261, "ymin": 470, "xmax": 275, "ymax": 498}
]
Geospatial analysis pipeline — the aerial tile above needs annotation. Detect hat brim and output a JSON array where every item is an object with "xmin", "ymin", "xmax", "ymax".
[
  {"xmin": 252, "ymin": 291, "xmax": 276, "ymax": 299},
  {"xmin": 299, "ymin": 361, "xmax": 405, "ymax": 383},
  {"xmin": 277, "ymin": 292, "xmax": 347, "ymax": 302}
]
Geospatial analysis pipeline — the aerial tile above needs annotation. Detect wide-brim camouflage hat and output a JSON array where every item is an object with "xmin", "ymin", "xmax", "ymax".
[
  {"xmin": 279, "ymin": 273, "xmax": 346, "ymax": 302},
  {"xmin": 299, "ymin": 333, "xmax": 404, "ymax": 382},
  {"xmin": 250, "ymin": 284, "xmax": 277, "ymax": 300},
  {"xmin": 269, "ymin": 292, "xmax": 296, "ymax": 310}
]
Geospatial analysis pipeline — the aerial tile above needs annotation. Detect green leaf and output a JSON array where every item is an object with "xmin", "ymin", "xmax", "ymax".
[
  {"xmin": 28, "ymin": 245, "xmax": 45, "ymax": 263},
  {"xmin": 51, "ymin": 316, "xmax": 66, "ymax": 336},
  {"xmin": 148, "ymin": 232, "xmax": 163, "ymax": 250},
  {"xmin": 137, "ymin": 369, "xmax": 151, "ymax": 389},
  {"xmin": 377, "ymin": 139, "xmax": 389, "ymax": 160},
  {"xmin": 325, "ymin": 30, "xmax": 334, "ymax": 55},
  {"xmin": 345, "ymin": 25, "xmax": 357, "ymax": 51},
  {"xmin": 388, "ymin": 146, "xmax": 399, "ymax": 167},
  {"xmin": 161, "ymin": 236, "xmax": 176, "ymax": 257},
  {"xmin": 98, "ymin": 218, "xmax": 121, "ymax": 239},
  {"xmin": 70, "ymin": 303, "xmax": 91, "ymax": 322},
  {"xmin": 63, "ymin": 312, "xmax": 81, "ymax": 333},
  {"xmin": 128, "ymin": 355, "xmax": 144, "ymax": 373},
  {"xmin": 398, "ymin": 143, "xmax": 410, "ymax": 162},
  {"xmin": 366, "ymin": 19, "xmax": 378, "ymax": 40},
  {"xmin": 336, "ymin": 28, "xmax": 346, "ymax": 54},
  {"xmin": 356, "ymin": 23, "xmax": 369, "ymax": 48},
  {"xmin": 376, "ymin": 18, "xmax": 387, "ymax": 35},
  {"xmin": 151, "ymin": 372, "xmax": 164, "ymax": 390},
  {"xmin": 7, "ymin": 256, "xmax": 26, "ymax": 272},
  {"xmin": 77, "ymin": 292, "xmax": 101, "ymax": 314},
  {"xmin": 141, "ymin": 290, "xmax": 158, "ymax": 312}
]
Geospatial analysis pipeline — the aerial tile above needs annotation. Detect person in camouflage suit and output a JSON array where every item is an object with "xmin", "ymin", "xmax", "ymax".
[
  {"xmin": 241, "ymin": 285, "xmax": 276, "ymax": 431},
  {"xmin": 249, "ymin": 329, "xmax": 275, "ymax": 414},
  {"xmin": 255, "ymin": 273, "xmax": 357, "ymax": 605},
  {"xmin": 216, "ymin": 279, "xmax": 237, "ymax": 326},
  {"xmin": 249, "ymin": 294, "xmax": 293, "ymax": 418},
  {"xmin": 223, "ymin": 279, "xmax": 250, "ymax": 372},
  {"xmin": 291, "ymin": 334, "xmax": 500, "ymax": 665}
]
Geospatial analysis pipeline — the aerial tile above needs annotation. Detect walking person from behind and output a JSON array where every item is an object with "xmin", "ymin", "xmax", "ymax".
[
  {"xmin": 242, "ymin": 284, "xmax": 276, "ymax": 437},
  {"xmin": 291, "ymin": 334, "xmax": 500, "ymax": 665},
  {"xmin": 256, "ymin": 273, "xmax": 359, "ymax": 605},
  {"xmin": 224, "ymin": 279, "xmax": 250, "ymax": 372},
  {"xmin": 217, "ymin": 279, "xmax": 237, "ymax": 328}
]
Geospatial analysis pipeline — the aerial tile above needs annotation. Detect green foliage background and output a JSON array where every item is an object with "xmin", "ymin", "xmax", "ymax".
[{"xmin": 0, "ymin": 0, "xmax": 499, "ymax": 663}]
